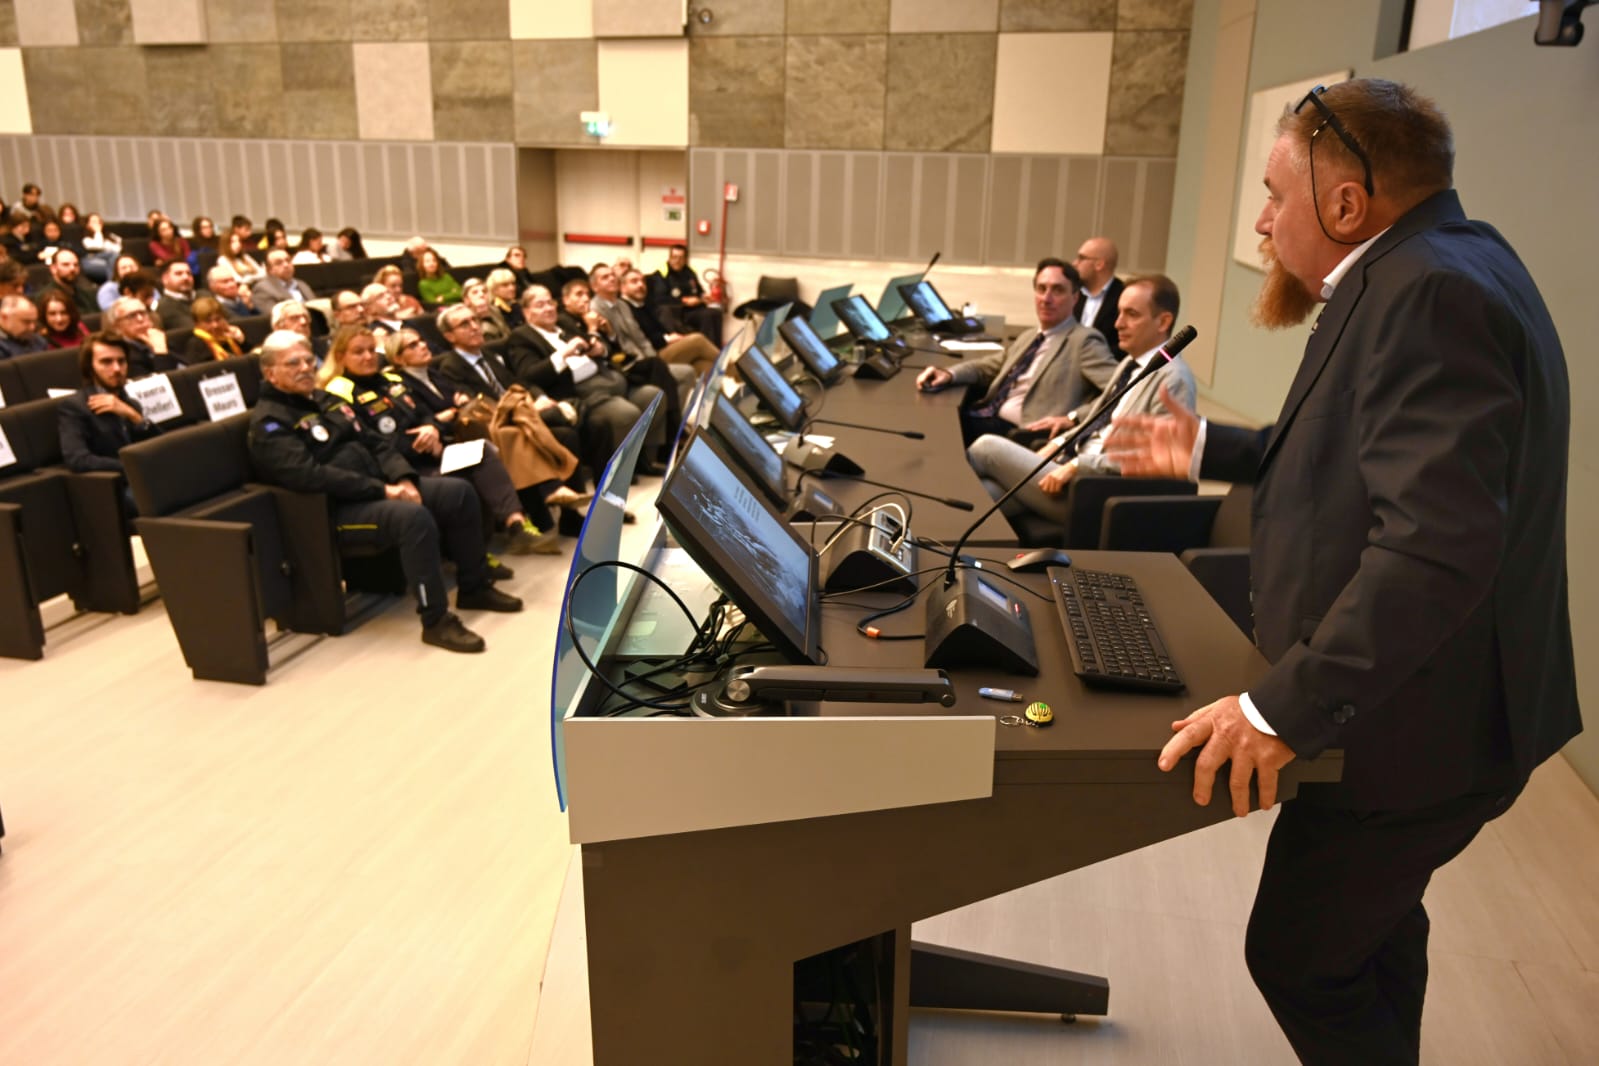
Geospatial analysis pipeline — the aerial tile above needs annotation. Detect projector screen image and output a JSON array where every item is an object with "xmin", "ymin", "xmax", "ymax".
[
  {"xmin": 903, "ymin": 280, "xmax": 955, "ymax": 325},
  {"xmin": 778, "ymin": 315, "xmax": 841, "ymax": 379},
  {"xmin": 833, "ymin": 295, "xmax": 892, "ymax": 342}
]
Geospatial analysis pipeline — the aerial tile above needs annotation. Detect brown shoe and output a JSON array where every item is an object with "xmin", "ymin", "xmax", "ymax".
[{"xmin": 545, "ymin": 486, "xmax": 594, "ymax": 510}]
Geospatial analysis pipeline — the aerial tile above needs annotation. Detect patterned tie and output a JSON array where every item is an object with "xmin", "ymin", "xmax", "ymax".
[
  {"xmin": 970, "ymin": 331, "xmax": 1049, "ymax": 419},
  {"xmin": 474, "ymin": 356, "xmax": 503, "ymax": 397}
]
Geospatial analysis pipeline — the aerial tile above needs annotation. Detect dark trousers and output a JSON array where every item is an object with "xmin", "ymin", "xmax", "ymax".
[
  {"xmin": 332, "ymin": 476, "xmax": 489, "ymax": 627},
  {"xmin": 1245, "ymin": 785, "xmax": 1521, "ymax": 1065},
  {"xmin": 958, "ymin": 409, "xmax": 1017, "ymax": 447}
]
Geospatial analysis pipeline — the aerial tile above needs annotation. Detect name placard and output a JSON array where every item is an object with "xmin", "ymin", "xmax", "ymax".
[
  {"xmin": 124, "ymin": 374, "xmax": 183, "ymax": 424},
  {"xmin": 200, "ymin": 372, "xmax": 246, "ymax": 421},
  {"xmin": 0, "ymin": 423, "xmax": 15, "ymax": 469}
]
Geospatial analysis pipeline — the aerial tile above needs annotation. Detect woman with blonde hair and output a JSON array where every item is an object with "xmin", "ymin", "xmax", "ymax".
[
  {"xmin": 322, "ymin": 325, "xmax": 561, "ymax": 553},
  {"xmin": 374, "ymin": 264, "xmax": 424, "ymax": 318},
  {"xmin": 180, "ymin": 296, "xmax": 245, "ymax": 365}
]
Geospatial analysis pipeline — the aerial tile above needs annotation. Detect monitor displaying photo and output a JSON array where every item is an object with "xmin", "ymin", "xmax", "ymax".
[
  {"xmin": 705, "ymin": 393, "xmax": 790, "ymax": 508},
  {"xmin": 832, "ymin": 294, "xmax": 898, "ymax": 346},
  {"xmin": 900, "ymin": 279, "xmax": 959, "ymax": 329},
  {"xmin": 777, "ymin": 314, "xmax": 844, "ymax": 385},
  {"xmin": 735, "ymin": 344, "xmax": 808, "ymax": 432},
  {"xmin": 655, "ymin": 433, "xmax": 820, "ymax": 664}
]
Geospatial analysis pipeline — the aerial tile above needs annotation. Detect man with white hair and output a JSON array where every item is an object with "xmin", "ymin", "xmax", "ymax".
[
  {"xmin": 205, "ymin": 262, "xmax": 255, "ymax": 318},
  {"xmin": 361, "ymin": 282, "xmax": 405, "ymax": 337},
  {"xmin": 248, "ymin": 330, "xmax": 520, "ymax": 654},
  {"xmin": 0, "ymin": 293, "xmax": 47, "ymax": 357},
  {"xmin": 105, "ymin": 295, "xmax": 172, "ymax": 377}
]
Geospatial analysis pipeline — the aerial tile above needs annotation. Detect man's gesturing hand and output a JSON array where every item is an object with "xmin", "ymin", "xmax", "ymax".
[
  {"xmin": 1158, "ymin": 694, "xmax": 1296, "ymax": 816},
  {"xmin": 1103, "ymin": 383, "xmax": 1199, "ymax": 480}
]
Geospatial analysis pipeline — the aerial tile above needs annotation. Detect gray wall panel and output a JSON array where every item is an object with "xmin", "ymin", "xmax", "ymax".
[
  {"xmin": 1098, "ymin": 158, "xmax": 1139, "ymax": 273},
  {"xmin": 1137, "ymin": 158, "xmax": 1175, "ymax": 274},
  {"xmin": 336, "ymin": 143, "xmax": 362, "ymax": 233},
  {"xmin": 412, "ymin": 143, "xmax": 439, "ymax": 240},
  {"xmin": 751, "ymin": 151, "xmax": 781, "ymax": 254},
  {"xmin": 1063, "ymin": 157, "xmax": 1101, "ymax": 262},
  {"xmin": 881, "ymin": 155, "xmax": 915, "ymax": 261},
  {"xmin": 720, "ymin": 151, "xmax": 751, "ymax": 252},
  {"xmin": 688, "ymin": 149, "xmax": 718, "ymax": 256},
  {"xmin": 362, "ymin": 143, "xmax": 388, "ymax": 235},
  {"xmin": 847, "ymin": 154, "xmax": 880, "ymax": 259},
  {"xmin": 952, "ymin": 155, "xmax": 987, "ymax": 264},
  {"xmin": 385, "ymin": 144, "xmax": 413, "ymax": 239},
  {"xmin": 987, "ymin": 155, "xmax": 1022, "ymax": 265},
  {"xmin": 464, "ymin": 146, "xmax": 491, "ymax": 239},
  {"xmin": 784, "ymin": 152, "xmax": 812, "ymax": 256},
  {"xmin": 816, "ymin": 154, "xmax": 845, "ymax": 258},
  {"xmin": 1022, "ymin": 157, "xmax": 1060, "ymax": 266},
  {"xmin": 914, "ymin": 155, "xmax": 949, "ymax": 265}
]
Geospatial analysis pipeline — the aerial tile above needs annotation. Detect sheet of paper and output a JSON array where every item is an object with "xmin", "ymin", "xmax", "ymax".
[
  {"xmin": 439, "ymin": 438, "xmax": 486, "ymax": 474},
  {"xmin": 0, "ymin": 424, "xmax": 15, "ymax": 468},
  {"xmin": 567, "ymin": 354, "xmax": 598, "ymax": 384},
  {"xmin": 47, "ymin": 388, "xmax": 76, "ymax": 398},
  {"xmin": 941, "ymin": 340, "xmax": 1004, "ymax": 352}
]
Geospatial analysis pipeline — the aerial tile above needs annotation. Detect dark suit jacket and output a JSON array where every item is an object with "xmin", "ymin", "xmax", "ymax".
[
  {"xmin": 1074, "ymin": 276, "xmax": 1125, "ymax": 360},
  {"xmin": 57, "ymin": 387, "xmax": 161, "ymax": 472},
  {"xmin": 505, "ymin": 325, "xmax": 582, "ymax": 398},
  {"xmin": 1201, "ymin": 190, "xmax": 1579, "ymax": 809},
  {"xmin": 434, "ymin": 348, "xmax": 517, "ymax": 399}
]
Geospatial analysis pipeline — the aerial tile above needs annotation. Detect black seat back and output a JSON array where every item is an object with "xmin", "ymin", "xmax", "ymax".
[
  {"xmin": 1211, "ymin": 484, "xmax": 1252, "ymax": 548},
  {"xmin": 123, "ymin": 415, "xmax": 252, "ymax": 518},
  {"xmin": 10, "ymin": 346, "xmax": 81, "ymax": 401},
  {"xmin": 0, "ymin": 396, "xmax": 65, "ymax": 476}
]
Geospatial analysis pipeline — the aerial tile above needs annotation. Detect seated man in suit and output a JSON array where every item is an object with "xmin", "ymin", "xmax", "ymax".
[
  {"xmin": 57, "ymin": 332, "xmax": 162, "ymax": 516},
  {"xmin": 503, "ymin": 286, "xmax": 669, "ymax": 477},
  {"xmin": 105, "ymin": 296, "xmax": 173, "ymax": 378},
  {"xmin": 250, "ymin": 249, "xmax": 317, "ymax": 314},
  {"xmin": 205, "ymin": 262, "xmax": 256, "ymax": 318},
  {"xmin": 621, "ymin": 268, "xmax": 718, "ymax": 375},
  {"xmin": 966, "ymin": 274, "xmax": 1195, "ymax": 527},
  {"xmin": 248, "ymin": 329, "xmax": 521, "ymax": 654},
  {"xmin": 155, "ymin": 259, "xmax": 198, "ymax": 330},
  {"xmin": 1071, "ymin": 236, "xmax": 1125, "ymax": 360},
  {"xmin": 0, "ymin": 293, "xmax": 48, "ymax": 357},
  {"xmin": 588, "ymin": 265, "xmax": 698, "ymax": 403},
  {"xmin": 45, "ymin": 248, "xmax": 100, "ymax": 317},
  {"xmin": 915, "ymin": 258, "xmax": 1116, "ymax": 445}
]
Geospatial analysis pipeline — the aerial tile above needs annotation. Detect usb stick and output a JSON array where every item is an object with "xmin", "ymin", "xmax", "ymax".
[{"xmin": 978, "ymin": 687, "xmax": 1023, "ymax": 702}]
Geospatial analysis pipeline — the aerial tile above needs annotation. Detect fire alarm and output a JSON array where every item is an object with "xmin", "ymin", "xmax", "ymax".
[{"xmin": 696, "ymin": 219, "xmax": 711, "ymax": 236}]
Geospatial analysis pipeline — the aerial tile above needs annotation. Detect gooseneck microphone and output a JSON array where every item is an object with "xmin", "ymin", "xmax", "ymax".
[
  {"xmin": 922, "ymin": 325, "xmax": 1198, "ymax": 672},
  {"xmin": 807, "ymin": 417, "xmax": 924, "ymax": 440}
]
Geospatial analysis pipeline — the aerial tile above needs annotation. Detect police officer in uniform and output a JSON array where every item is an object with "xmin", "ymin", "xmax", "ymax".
[{"xmin": 248, "ymin": 330, "xmax": 523, "ymax": 653}]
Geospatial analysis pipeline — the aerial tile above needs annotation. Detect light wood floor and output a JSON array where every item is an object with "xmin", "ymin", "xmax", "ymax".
[{"xmin": 4, "ymin": 472, "xmax": 1597, "ymax": 1065}]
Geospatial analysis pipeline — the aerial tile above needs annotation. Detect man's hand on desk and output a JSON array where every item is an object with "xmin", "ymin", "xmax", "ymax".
[
  {"xmin": 916, "ymin": 366, "xmax": 953, "ymax": 391},
  {"xmin": 1158, "ymin": 694, "xmax": 1296, "ymax": 817},
  {"xmin": 1024, "ymin": 413, "xmax": 1075, "ymax": 438},
  {"xmin": 1102, "ymin": 383, "xmax": 1198, "ymax": 479}
]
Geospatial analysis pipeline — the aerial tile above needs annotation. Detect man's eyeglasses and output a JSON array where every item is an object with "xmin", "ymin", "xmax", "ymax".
[{"xmin": 1294, "ymin": 86, "xmax": 1374, "ymax": 197}]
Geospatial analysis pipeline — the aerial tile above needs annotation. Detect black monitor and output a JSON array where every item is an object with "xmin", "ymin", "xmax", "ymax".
[
  {"xmin": 875, "ymin": 271, "xmax": 925, "ymax": 324},
  {"xmin": 705, "ymin": 393, "xmax": 789, "ymax": 508},
  {"xmin": 735, "ymin": 344, "xmax": 807, "ymax": 431},
  {"xmin": 900, "ymin": 279, "xmax": 959, "ymax": 329},
  {"xmin": 655, "ymin": 432, "xmax": 821, "ymax": 664},
  {"xmin": 832, "ymin": 294, "xmax": 907, "ymax": 352},
  {"xmin": 777, "ymin": 314, "xmax": 844, "ymax": 385}
]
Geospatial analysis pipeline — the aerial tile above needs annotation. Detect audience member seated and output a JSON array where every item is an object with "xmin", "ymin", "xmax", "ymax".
[
  {"xmin": 97, "ymin": 254, "xmax": 141, "ymax": 311},
  {"xmin": 205, "ymin": 262, "xmax": 256, "ymax": 318},
  {"xmin": 621, "ymin": 267, "xmax": 718, "ymax": 375},
  {"xmin": 155, "ymin": 259, "xmax": 198, "ymax": 329},
  {"xmin": 498, "ymin": 246, "xmax": 535, "ymax": 296},
  {"xmin": 0, "ymin": 260, "xmax": 25, "ymax": 298},
  {"xmin": 328, "ymin": 227, "xmax": 366, "ymax": 261},
  {"xmin": 505, "ymin": 285, "xmax": 668, "ymax": 477},
  {"xmin": 257, "ymin": 218, "xmax": 287, "ymax": 252},
  {"xmin": 914, "ymin": 258, "xmax": 1115, "ymax": 445},
  {"xmin": 251, "ymin": 249, "xmax": 318, "ymax": 314},
  {"xmin": 187, "ymin": 216, "xmax": 218, "ymax": 274},
  {"xmin": 292, "ymin": 227, "xmax": 330, "ymax": 265},
  {"xmin": 402, "ymin": 235, "xmax": 449, "ymax": 275},
  {"xmin": 1072, "ymin": 236, "xmax": 1126, "ymax": 360},
  {"xmin": 18, "ymin": 182, "xmax": 49, "ymax": 226},
  {"xmin": 180, "ymin": 296, "xmax": 246, "ymax": 365},
  {"xmin": 248, "ymin": 330, "xmax": 522, "ymax": 653},
  {"xmin": 0, "ymin": 292, "xmax": 48, "ymax": 357},
  {"xmin": 269, "ymin": 299, "xmax": 328, "ymax": 362},
  {"xmin": 361, "ymin": 282, "xmax": 406, "ymax": 337},
  {"xmin": 37, "ymin": 289, "xmax": 90, "ymax": 349},
  {"xmin": 463, "ymin": 277, "xmax": 510, "ymax": 343},
  {"xmin": 587, "ymin": 265, "xmax": 698, "ymax": 406},
  {"xmin": 106, "ymin": 295, "xmax": 173, "ymax": 378},
  {"xmin": 612, "ymin": 255, "xmax": 633, "ymax": 277},
  {"xmin": 148, "ymin": 217, "xmax": 191, "ymax": 267},
  {"xmin": 57, "ymin": 332, "xmax": 162, "ymax": 515},
  {"xmin": 329, "ymin": 289, "xmax": 365, "ymax": 332},
  {"xmin": 2, "ymin": 208, "xmax": 41, "ymax": 265},
  {"xmin": 647, "ymin": 243, "xmax": 723, "ymax": 346},
  {"xmin": 38, "ymin": 217, "xmax": 69, "ymax": 258},
  {"xmin": 415, "ymin": 250, "xmax": 461, "ymax": 309},
  {"xmin": 486, "ymin": 268, "xmax": 524, "ymax": 331},
  {"xmin": 966, "ymin": 274, "xmax": 1196, "ymax": 530},
  {"xmin": 145, "ymin": 209, "xmax": 167, "ymax": 237},
  {"xmin": 80, "ymin": 212, "xmax": 122, "ymax": 282},
  {"xmin": 374, "ymin": 265, "xmax": 424, "ymax": 318},
  {"xmin": 381, "ymin": 327, "xmax": 469, "ymax": 417},
  {"xmin": 320, "ymin": 326, "xmax": 561, "ymax": 554},
  {"xmin": 45, "ymin": 247, "xmax": 99, "ymax": 316},
  {"xmin": 219, "ymin": 229, "xmax": 265, "ymax": 285}
]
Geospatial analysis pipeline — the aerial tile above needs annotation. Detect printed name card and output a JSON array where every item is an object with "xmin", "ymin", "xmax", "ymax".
[
  {"xmin": 124, "ymin": 374, "xmax": 183, "ymax": 424},
  {"xmin": 47, "ymin": 388, "xmax": 75, "ymax": 398},
  {"xmin": 0, "ymin": 424, "xmax": 15, "ymax": 469},
  {"xmin": 200, "ymin": 372, "xmax": 246, "ymax": 421}
]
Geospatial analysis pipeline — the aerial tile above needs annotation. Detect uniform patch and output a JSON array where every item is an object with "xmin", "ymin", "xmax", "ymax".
[
  {"xmin": 311, "ymin": 424, "xmax": 330, "ymax": 442},
  {"xmin": 261, "ymin": 419, "xmax": 285, "ymax": 433},
  {"xmin": 377, "ymin": 415, "xmax": 397, "ymax": 434}
]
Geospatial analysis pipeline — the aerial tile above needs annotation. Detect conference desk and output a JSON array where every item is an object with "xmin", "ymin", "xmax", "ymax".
[{"xmin": 560, "ymin": 343, "xmax": 1343, "ymax": 1065}]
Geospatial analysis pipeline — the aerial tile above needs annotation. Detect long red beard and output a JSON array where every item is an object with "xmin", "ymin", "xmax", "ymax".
[{"xmin": 1251, "ymin": 238, "xmax": 1319, "ymax": 330}]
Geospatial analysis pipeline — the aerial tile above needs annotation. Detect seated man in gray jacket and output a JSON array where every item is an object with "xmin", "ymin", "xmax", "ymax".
[
  {"xmin": 967, "ymin": 274, "xmax": 1195, "ymax": 527},
  {"xmin": 914, "ymin": 258, "xmax": 1116, "ymax": 445}
]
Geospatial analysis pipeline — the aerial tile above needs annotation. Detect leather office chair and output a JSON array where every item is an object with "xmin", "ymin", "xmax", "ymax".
[
  {"xmin": 1008, "ymin": 474, "xmax": 1196, "ymax": 549},
  {"xmin": 1099, "ymin": 484, "xmax": 1254, "ymax": 636}
]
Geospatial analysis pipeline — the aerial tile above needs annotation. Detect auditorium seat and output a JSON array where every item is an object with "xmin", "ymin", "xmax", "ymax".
[
  {"xmin": 1007, "ymin": 474, "xmax": 1195, "ymax": 549},
  {"xmin": 7, "ymin": 346, "xmax": 81, "ymax": 401},
  {"xmin": 0, "ymin": 396, "xmax": 142, "ymax": 661}
]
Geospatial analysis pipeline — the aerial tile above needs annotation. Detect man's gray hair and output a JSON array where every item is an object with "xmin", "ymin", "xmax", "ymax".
[
  {"xmin": 0, "ymin": 293, "xmax": 32, "ymax": 313},
  {"xmin": 259, "ymin": 329, "xmax": 312, "ymax": 367},
  {"xmin": 435, "ymin": 302, "xmax": 472, "ymax": 333},
  {"xmin": 207, "ymin": 263, "xmax": 238, "ymax": 287},
  {"xmin": 270, "ymin": 300, "xmax": 306, "ymax": 328}
]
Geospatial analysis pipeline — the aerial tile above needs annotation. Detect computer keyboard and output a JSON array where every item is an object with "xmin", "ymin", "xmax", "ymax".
[{"xmin": 1048, "ymin": 567, "xmax": 1185, "ymax": 692}]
